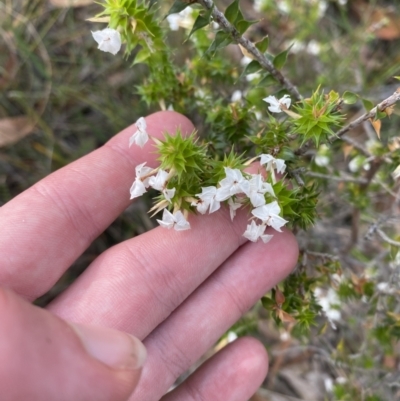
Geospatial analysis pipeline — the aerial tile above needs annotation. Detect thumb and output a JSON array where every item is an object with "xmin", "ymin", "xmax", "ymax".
[{"xmin": 0, "ymin": 287, "xmax": 146, "ymax": 401}]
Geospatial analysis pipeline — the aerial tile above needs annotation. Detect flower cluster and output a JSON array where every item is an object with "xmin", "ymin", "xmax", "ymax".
[{"xmin": 128, "ymin": 117, "xmax": 289, "ymax": 242}]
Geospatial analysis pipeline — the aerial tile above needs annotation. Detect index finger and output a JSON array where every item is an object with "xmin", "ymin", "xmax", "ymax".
[{"xmin": 0, "ymin": 111, "xmax": 194, "ymax": 300}]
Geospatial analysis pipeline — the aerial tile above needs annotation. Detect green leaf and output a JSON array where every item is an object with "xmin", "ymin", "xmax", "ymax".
[
  {"xmin": 224, "ymin": 0, "xmax": 239, "ymax": 24},
  {"xmin": 188, "ymin": 6, "xmax": 213, "ymax": 38},
  {"xmin": 257, "ymin": 73, "xmax": 277, "ymax": 87},
  {"xmin": 361, "ymin": 97, "xmax": 374, "ymax": 112},
  {"xmin": 261, "ymin": 296, "xmax": 274, "ymax": 309},
  {"xmin": 255, "ymin": 36, "xmax": 269, "ymax": 53},
  {"xmin": 376, "ymin": 109, "xmax": 387, "ymax": 120},
  {"xmin": 236, "ymin": 19, "xmax": 256, "ymax": 34},
  {"xmin": 342, "ymin": 91, "xmax": 358, "ymax": 104},
  {"xmin": 394, "ymin": 76, "xmax": 400, "ymax": 80},
  {"xmin": 165, "ymin": 0, "xmax": 190, "ymax": 18},
  {"xmin": 148, "ymin": 0, "xmax": 158, "ymax": 8},
  {"xmin": 206, "ymin": 31, "xmax": 232, "ymax": 54},
  {"xmin": 243, "ymin": 60, "xmax": 262, "ymax": 75},
  {"xmin": 273, "ymin": 44, "xmax": 293, "ymax": 69},
  {"xmin": 132, "ymin": 47, "xmax": 151, "ymax": 64}
]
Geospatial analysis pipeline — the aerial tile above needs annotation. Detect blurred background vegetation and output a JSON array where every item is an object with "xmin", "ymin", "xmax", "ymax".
[{"xmin": 1, "ymin": 0, "xmax": 400, "ymax": 400}]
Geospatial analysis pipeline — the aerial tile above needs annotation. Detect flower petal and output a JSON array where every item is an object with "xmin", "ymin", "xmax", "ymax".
[
  {"xmin": 157, "ymin": 209, "xmax": 175, "ymax": 229},
  {"xmin": 174, "ymin": 211, "xmax": 191, "ymax": 231},
  {"xmin": 130, "ymin": 179, "xmax": 147, "ymax": 199},
  {"xmin": 91, "ymin": 28, "xmax": 121, "ymax": 55}
]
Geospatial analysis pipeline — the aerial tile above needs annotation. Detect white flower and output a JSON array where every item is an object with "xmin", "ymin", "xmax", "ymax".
[
  {"xmin": 192, "ymin": 186, "xmax": 220, "ymax": 214},
  {"xmin": 246, "ymin": 72, "xmax": 261, "ymax": 82},
  {"xmin": 215, "ymin": 167, "xmax": 250, "ymax": 201},
  {"xmin": 243, "ymin": 221, "xmax": 274, "ymax": 243},
  {"xmin": 166, "ymin": 7, "xmax": 194, "ymax": 31},
  {"xmin": 348, "ymin": 155, "xmax": 370, "ymax": 173},
  {"xmin": 148, "ymin": 169, "xmax": 176, "ymax": 202},
  {"xmin": 392, "ymin": 165, "xmax": 400, "ymax": 180},
  {"xmin": 91, "ymin": 28, "xmax": 122, "ymax": 55},
  {"xmin": 248, "ymin": 174, "xmax": 275, "ymax": 207},
  {"xmin": 231, "ymin": 90, "xmax": 242, "ymax": 103},
  {"xmin": 157, "ymin": 209, "xmax": 190, "ymax": 231},
  {"xmin": 129, "ymin": 162, "xmax": 154, "ymax": 199},
  {"xmin": 315, "ymin": 144, "xmax": 330, "ymax": 167},
  {"xmin": 314, "ymin": 287, "xmax": 341, "ymax": 329},
  {"xmin": 129, "ymin": 117, "xmax": 149, "ymax": 148},
  {"xmin": 228, "ymin": 198, "xmax": 242, "ymax": 221},
  {"xmin": 263, "ymin": 94, "xmax": 291, "ymax": 113},
  {"xmin": 315, "ymin": 155, "xmax": 329, "ymax": 167},
  {"xmin": 251, "ymin": 201, "xmax": 288, "ymax": 232},
  {"xmin": 259, "ymin": 154, "xmax": 286, "ymax": 174}
]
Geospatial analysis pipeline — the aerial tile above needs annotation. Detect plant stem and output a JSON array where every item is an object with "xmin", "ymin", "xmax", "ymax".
[
  {"xmin": 295, "ymin": 89, "xmax": 400, "ymax": 156},
  {"xmin": 197, "ymin": 0, "xmax": 302, "ymax": 100}
]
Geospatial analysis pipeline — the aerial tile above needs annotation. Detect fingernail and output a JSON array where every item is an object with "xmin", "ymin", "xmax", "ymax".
[{"xmin": 70, "ymin": 323, "xmax": 147, "ymax": 371}]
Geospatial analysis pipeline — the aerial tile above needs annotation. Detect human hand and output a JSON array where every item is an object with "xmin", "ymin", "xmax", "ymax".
[{"xmin": 0, "ymin": 111, "xmax": 298, "ymax": 401}]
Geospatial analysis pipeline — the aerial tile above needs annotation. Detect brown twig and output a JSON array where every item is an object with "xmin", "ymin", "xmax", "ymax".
[
  {"xmin": 306, "ymin": 171, "xmax": 368, "ymax": 184},
  {"xmin": 295, "ymin": 89, "xmax": 400, "ymax": 156},
  {"xmin": 333, "ymin": 89, "xmax": 400, "ymax": 139},
  {"xmin": 196, "ymin": 0, "xmax": 302, "ymax": 100}
]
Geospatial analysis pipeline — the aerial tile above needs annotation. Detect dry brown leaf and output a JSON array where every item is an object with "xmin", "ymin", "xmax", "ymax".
[
  {"xmin": 342, "ymin": 144, "xmax": 353, "ymax": 159},
  {"xmin": 86, "ymin": 17, "xmax": 110, "ymax": 23},
  {"xmin": 238, "ymin": 44, "xmax": 256, "ymax": 60},
  {"xmin": 277, "ymin": 309, "xmax": 296, "ymax": 324},
  {"xmin": 383, "ymin": 104, "xmax": 395, "ymax": 117},
  {"xmin": 368, "ymin": 8, "xmax": 400, "ymax": 40},
  {"xmin": 0, "ymin": 116, "xmax": 35, "ymax": 147},
  {"xmin": 49, "ymin": 0, "xmax": 93, "ymax": 7},
  {"xmin": 370, "ymin": 118, "xmax": 382, "ymax": 139},
  {"xmin": 274, "ymin": 287, "xmax": 285, "ymax": 306}
]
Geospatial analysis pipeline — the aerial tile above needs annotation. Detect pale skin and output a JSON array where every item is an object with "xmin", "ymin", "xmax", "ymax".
[{"xmin": 0, "ymin": 111, "xmax": 298, "ymax": 401}]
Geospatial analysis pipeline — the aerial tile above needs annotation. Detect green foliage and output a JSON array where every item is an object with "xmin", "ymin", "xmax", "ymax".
[
  {"xmin": 262, "ymin": 270, "xmax": 322, "ymax": 335},
  {"xmin": 157, "ymin": 131, "xmax": 207, "ymax": 183},
  {"xmin": 95, "ymin": 0, "xmax": 163, "ymax": 61},
  {"xmin": 273, "ymin": 44, "xmax": 292, "ymax": 70},
  {"xmin": 291, "ymin": 88, "xmax": 344, "ymax": 147}
]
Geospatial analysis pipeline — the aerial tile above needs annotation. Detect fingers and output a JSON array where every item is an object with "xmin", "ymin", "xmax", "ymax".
[
  {"xmin": 160, "ymin": 337, "xmax": 268, "ymax": 401},
  {"xmin": 0, "ymin": 111, "xmax": 194, "ymax": 300},
  {"xmin": 132, "ymin": 230, "xmax": 298, "ymax": 400},
  {"xmin": 47, "ymin": 206, "xmax": 250, "ymax": 338},
  {"xmin": 0, "ymin": 287, "xmax": 146, "ymax": 401}
]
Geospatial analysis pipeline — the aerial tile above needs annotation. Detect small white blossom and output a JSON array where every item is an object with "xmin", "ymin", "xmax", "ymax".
[
  {"xmin": 392, "ymin": 165, "xmax": 400, "ymax": 180},
  {"xmin": 193, "ymin": 186, "xmax": 220, "ymax": 214},
  {"xmin": 231, "ymin": 90, "xmax": 242, "ymax": 103},
  {"xmin": 216, "ymin": 167, "xmax": 250, "ymax": 201},
  {"xmin": 148, "ymin": 169, "xmax": 176, "ymax": 202},
  {"xmin": 149, "ymin": 169, "xmax": 168, "ymax": 190},
  {"xmin": 348, "ymin": 155, "xmax": 370, "ymax": 173},
  {"xmin": 315, "ymin": 144, "xmax": 330, "ymax": 167},
  {"xmin": 91, "ymin": 28, "xmax": 122, "ymax": 55},
  {"xmin": 243, "ymin": 220, "xmax": 274, "ymax": 243},
  {"xmin": 315, "ymin": 287, "xmax": 341, "ymax": 329},
  {"xmin": 157, "ymin": 209, "xmax": 190, "ymax": 231},
  {"xmin": 227, "ymin": 331, "xmax": 238, "ymax": 343},
  {"xmin": 248, "ymin": 174, "xmax": 275, "ymax": 207},
  {"xmin": 228, "ymin": 198, "xmax": 242, "ymax": 221},
  {"xmin": 246, "ymin": 73, "xmax": 261, "ymax": 82},
  {"xmin": 129, "ymin": 162, "xmax": 154, "ymax": 199},
  {"xmin": 260, "ymin": 154, "xmax": 286, "ymax": 174},
  {"xmin": 129, "ymin": 117, "xmax": 149, "ymax": 148},
  {"xmin": 240, "ymin": 56, "xmax": 252, "ymax": 66},
  {"xmin": 263, "ymin": 94, "xmax": 291, "ymax": 113},
  {"xmin": 166, "ymin": 7, "xmax": 193, "ymax": 31},
  {"xmin": 252, "ymin": 201, "xmax": 288, "ymax": 232}
]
